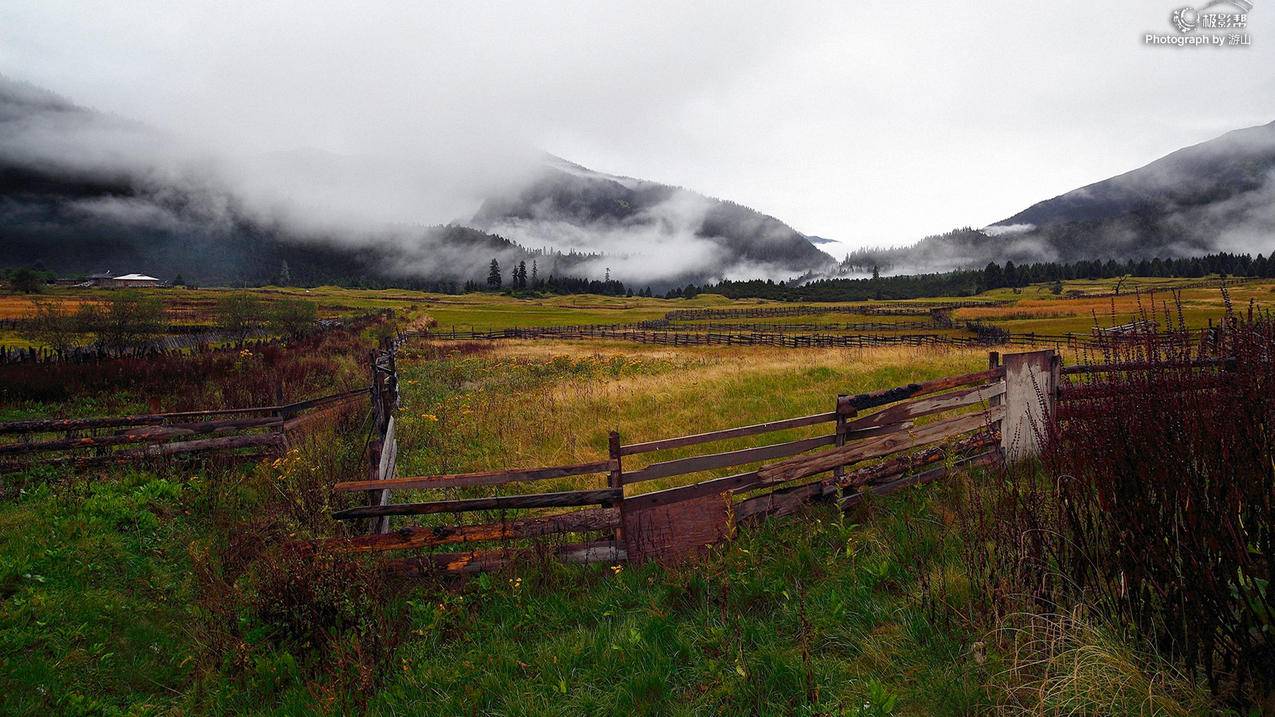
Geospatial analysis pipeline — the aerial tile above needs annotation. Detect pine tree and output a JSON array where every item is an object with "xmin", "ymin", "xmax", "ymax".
[
  {"xmin": 516, "ymin": 260, "xmax": 527, "ymax": 289},
  {"xmin": 278, "ymin": 260, "xmax": 291, "ymax": 285},
  {"xmin": 487, "ymin": 259, "xmax": 502, "ymax": 289},
  {"xmin": 531, "ymin": 259, "xmax": 538, "ymax": 284}
]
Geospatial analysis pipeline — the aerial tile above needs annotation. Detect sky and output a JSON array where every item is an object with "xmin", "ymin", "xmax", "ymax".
[{"xmin": 2, "ymin": 0, "xmax": 1273, "ymax": 256}]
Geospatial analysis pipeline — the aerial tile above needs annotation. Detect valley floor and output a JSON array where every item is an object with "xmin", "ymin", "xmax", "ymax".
[{"xmin": 1, "ymin": 280, "xmax": 1255, "ymax": 714}]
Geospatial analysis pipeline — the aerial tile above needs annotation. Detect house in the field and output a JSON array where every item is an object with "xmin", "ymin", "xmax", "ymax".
[
  {"xmin": 88, "ymin": 272, "xmax": 163, "ymax": 288},
  {"xmin": 109, "ymin": 273, "xmax": 162, "ymax": 288}
]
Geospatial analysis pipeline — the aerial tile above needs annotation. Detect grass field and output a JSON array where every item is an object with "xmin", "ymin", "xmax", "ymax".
[
  {"xmin": 0, "ymin": 279, "xmax": 1254, "ymax": 714},
  {"xmin": 3, "ymin": 275, "xmax": 1270, "ymax": 350}
]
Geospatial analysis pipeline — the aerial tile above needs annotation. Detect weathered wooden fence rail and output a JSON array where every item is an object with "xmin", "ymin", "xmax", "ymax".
[
  {"xmin": 418, "ymin": 325, "xmax": 1111, "ymax": 351},
  {"xmin": 0, "ymin": 316, "xmax": 360, "ymax": 366},
  {"xmin": 663, "ymin": 301, "xmax": 1009, "ymax": 321},
  {"xmin": 0, "ymin": 386, "xmax": 371, "ymax": 474},
  {"xmin": 324, "ymin": 349, "xmax": 1059, "ymax": 573}
]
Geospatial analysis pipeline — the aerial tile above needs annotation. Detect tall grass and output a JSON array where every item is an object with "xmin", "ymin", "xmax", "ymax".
[
  {"xmin": 986, "ymin": 293, "xmax": 1274, "ymax": 706},
  {"xmin": 0, "ymin": 317, "xmax": 379, "ymax": 410}
]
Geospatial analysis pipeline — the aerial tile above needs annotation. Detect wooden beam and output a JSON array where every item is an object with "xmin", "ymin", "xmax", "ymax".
[
  {"xmin": 322, "ymin": 507, "xmax": 620, "ymax": 553},
  {"xmin": 756, "ymin": 409, "xmax": 1003, "ymax": 485},
  {"xmin": 620, "ymin": 412, "xmax": 837, "ymax": 456},
  {"xmin": 333, "ymin": 459, "xmax": 613, "ymax": 492},
  {"xmin": 844, "ymin": 382, "xmax": 1004, "ymax": 431},
  {"xmin": 845, "ymin": 367, "xmax": 1005, "ymax": 412},
  {"xmin": 622, "ymin": 434, "xmax": 835, "ymax": 485},
  {"xmin": 0, "ymin": 386, "xmax": 369, "ymax": 434},
  {"xmin": 330, "ymin": 488, "xmax": 622, "ymax": 520},
  {"xmin": 384, "ymin": 540, "xmax": 625, "ymax": 575}
]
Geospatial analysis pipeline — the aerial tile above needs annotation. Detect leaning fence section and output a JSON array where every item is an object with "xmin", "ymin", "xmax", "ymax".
[
  {"xmin": 324, "ymin": 350, "xmax": 1041, "ymax": 573},
  {"xmin": 0, "ymin": 386, "xmax": 370, "ymax": 474}
]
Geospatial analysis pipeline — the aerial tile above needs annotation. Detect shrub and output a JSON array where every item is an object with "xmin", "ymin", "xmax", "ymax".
[
  {"xmin": 80, "ymin": 291, "xmax": 168, "ymax": 354},
  {"xmin": 1040, "ymin": 296, "xmax": 1273, "ymax": 703},
  {"xmin": 19, "ymin": 299, "xmax": 86, "ymax": 354},
  {"xmin": 215, "ymin": 292, "xmax": 263, "ymax": 345}
]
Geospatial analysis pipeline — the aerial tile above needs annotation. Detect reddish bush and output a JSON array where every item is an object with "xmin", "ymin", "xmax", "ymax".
[
  {"xmin": 0, "ymin": 316, "xmax": 381, "ymax": 408},
  {"xmin": 1045, "ymin": 294, "xmax": 1274, "ymax": 701}
]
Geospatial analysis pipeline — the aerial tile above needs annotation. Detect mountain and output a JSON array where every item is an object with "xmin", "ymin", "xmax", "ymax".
[
  {"xmin": 847, "ymin": 120, "xmax": 1275, "ymax": 274},
  {"xmin": 469, "ymin": 155, "xmax": 833, "ymax": 284},
  {"xmin": 0, "ymin": 76, "xmax": 833, "ymax": 289}
]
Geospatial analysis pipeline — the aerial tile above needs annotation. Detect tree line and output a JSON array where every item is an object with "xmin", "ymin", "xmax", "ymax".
[
  {"xmin": 462, "ymin": 258, "xmax": 653, "ymax": 297},
  {"xmin": 672, "ymin": 251, "xmax": 1275, "ymax": 302}
]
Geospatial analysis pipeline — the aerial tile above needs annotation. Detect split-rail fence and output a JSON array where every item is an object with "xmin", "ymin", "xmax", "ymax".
[{"xmin": 324, "ymin": 349, "xmax": 1060, "ymax": 573}]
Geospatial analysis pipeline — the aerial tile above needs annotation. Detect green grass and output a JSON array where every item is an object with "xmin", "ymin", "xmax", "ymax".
[
  {"xmin": 367, "ymin": 494, "xmax": 991, "ymax": 716},
  {"xmin": 0, "ymin": 285, "xmax": 1237, "ymax": 714}
]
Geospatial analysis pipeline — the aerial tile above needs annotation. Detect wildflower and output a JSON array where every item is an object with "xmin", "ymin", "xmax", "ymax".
[
  {"xmin": 610, "ymin": 564, "xmax": 623, "ymax": 575},
  {"xmin": 422, "ymin": 413, "xmax": 438, "ymax": 422}
]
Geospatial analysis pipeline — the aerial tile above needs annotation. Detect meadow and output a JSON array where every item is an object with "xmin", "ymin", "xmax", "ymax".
[{"xmin": 0, "ymin": 276, "xmax": 1268, "ymax": 714}]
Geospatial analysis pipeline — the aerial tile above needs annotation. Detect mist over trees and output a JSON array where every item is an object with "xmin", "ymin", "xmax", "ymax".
[{"xmin": 678, "ymin": 251, "xmax": 1275, "ymax": 301}]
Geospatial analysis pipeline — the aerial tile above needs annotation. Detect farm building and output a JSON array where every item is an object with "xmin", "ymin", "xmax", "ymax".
[{"xmin": 88, "ymin": 272, "xmax": 163, "ymax": 288}]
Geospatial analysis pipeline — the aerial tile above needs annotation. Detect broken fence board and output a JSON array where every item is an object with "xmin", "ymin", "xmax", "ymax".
[
  {"xmin": 846, "ymin": 367, "xmax": 1004, "ymax": 413},
  {"xmin": 330, "ymin": 488, "xmax": 622, "ymax": 521},
  {"xmin": 622, "ymin": 434, "xmax": 836, "ymax": 485},
  {"xmin": 384, "ymin": 540, "xmax": 624, "ymax": 575},
  {"xmin": 0, "ymin": 386, "xmax": 369, "ymax": 435},
  {"xmin": 324, "ymin": 507, "xmax": 620, "ymax": 553},
  {"xmin": 334, "ymin": 459, "xmax": 613, "ymax": 493},
  {"xmin": 620, "ymin": 412, "xmax": 837, "ymax": 456},
  {"xmin": 756, "ymin": 408, "xmax": 1003, "ymax": 485},
  {"xmin": 845, "ymin": 382, "xmax": 1004, "ymax": 431}
]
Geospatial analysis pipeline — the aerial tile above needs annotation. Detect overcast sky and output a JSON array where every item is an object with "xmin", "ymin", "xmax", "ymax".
[{"xmin": 3, "ymin": 1, "xmax": 1273, "ymax": 254}]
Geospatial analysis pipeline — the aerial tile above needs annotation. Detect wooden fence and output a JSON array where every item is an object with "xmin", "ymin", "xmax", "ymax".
[
  {"xmin": 0, "ymin": 316, "xmax": 359, "ymax": 366},
  {"xmin": 0, "ymin": 386, "xmax": 372, "ymax": 474},
  {"xmin": 418, "ymin": 325, "xmax": 1110, "ymax": 351},
  {"xmin": 663, "ymin": 301, "xmax": 1009, "ymax": 321},
  {"xmin": 322, "ymin": 349, "xmax": 1059, "ymax": 573},
  {"xmin": 356, "ymin": 334, "xmax": 407, "ymax": 535},
  {"xmin": 1054, "ymin": 355, "xmax": 1234, "ymax": 422}
]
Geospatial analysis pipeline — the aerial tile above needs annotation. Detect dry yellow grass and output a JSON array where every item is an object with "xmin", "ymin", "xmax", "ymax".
[
  {"xmin": 992, "ymin": 608, "xmax": 1215, "ymax": 716},
  {"xmin": 397, "ymin": 340, "xmax": 995, "ymax": 494}
]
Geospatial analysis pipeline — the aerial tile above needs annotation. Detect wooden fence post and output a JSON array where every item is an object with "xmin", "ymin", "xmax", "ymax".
[
  {"xmin": 833, "ymin": 394, "xmax": 850, "ymax": 482},
  {"xmin": 1000, "ymin": 349, "xmax": 1056, "ymax": 461},
  {"xmin": 608, "ymin": 430, "xmax": 625, "ymax": 548}
]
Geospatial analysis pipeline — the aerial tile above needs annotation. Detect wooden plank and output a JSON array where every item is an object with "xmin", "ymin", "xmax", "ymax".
[
  {"xmin": 622, "ymin": 490, "xmax": 731, "ymax": 565},
  {"xmin": 0, "ymin": 446, "xmax": 276, "ymax": 473},
  {"xmin": 734, "ymin": 430, "xmax": 1001, "ymax": 523},
  {"xmin": 371, "ymin": 418, "xmax": 397, "ymax": 535},
  {"xmin": 734, "ymin": 480, "xmax": 829, "ymax": 523},
  {"xmin": 623, "ymin": 470, "xmax": 762, "ymax": 511},
  {"xmin": 384, "ymin": 540, "xmax": 624, "ymax": 575},
  {"xmin": 840, "ymin": 450, "xmax": 1001, "ymax": 508},
  {"xmin": 1001, "ymin": 350, "xmax": 1056, "ymax": 461},
  {"xmin": 330, "ymin": 488, "xmax": 622, "ymax": 520},
  {"xmin": 620, "ymin": 412, "xmax": 837, "ymax": 456},
  {"xmin": 0, "ymin": 387, "xmax": 369, "ymax": 434},
  {"xmin": 333, "ymin": 459, "xmax": 613, "ymax": 492},
  {"xmin": 323, "ymin": 507, "xmax": 620, "ymax": 553},
  {"xmin": 621, "ymin": 434, "xmax": 835, "ymax": 485},
  {"xmin": 756, "ymin": 408, "xmax": 1003, "ymax": 486},
  {"xmin": 845, "ymin": 367, "xmax": 1004, "ymax": 412},
  {"xmin": 845, "ymin": 382, "xmax": 1004, "ymax": 430},
  {"xmin": 132, "ymin": 433, "xmax": 284, "ymax": 456}
]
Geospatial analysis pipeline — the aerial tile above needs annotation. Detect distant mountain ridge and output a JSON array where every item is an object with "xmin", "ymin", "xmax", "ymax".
[
  {"xmin": 0, "ymin": 76, "xmax": 834, "ymax": 288},
  {"xmin": 470, "ymin": 155, "xmax": 833, "ymax": 283},
  {"xmin": 841, "ymin": 120, "xmax": 1275, "ymax": 275}
]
